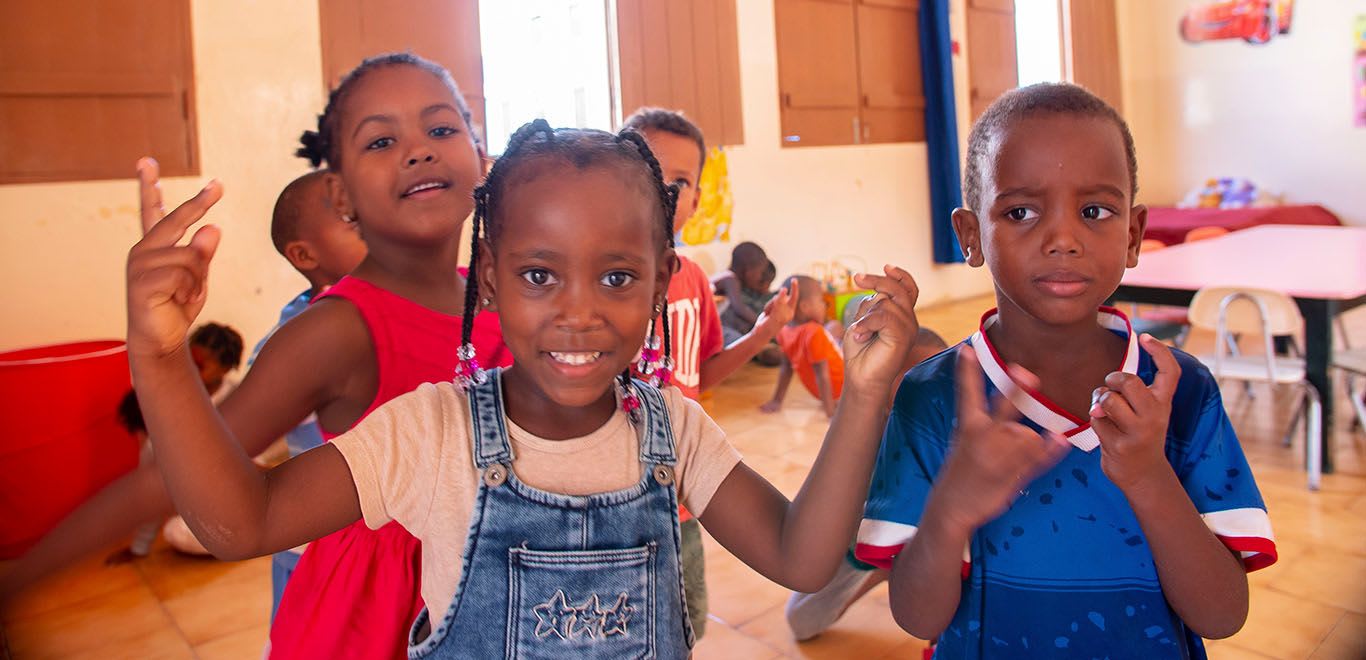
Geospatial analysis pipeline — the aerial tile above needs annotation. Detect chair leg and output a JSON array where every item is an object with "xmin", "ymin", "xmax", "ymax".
[
  {"xmin": 1174, "ymin": 326, "xmax": 1190, "ymax": 349},
  {"xmin": 1283, "ymin": 398, "xmax": 1303, "ymax": 447},
  {"xmin": 1304, "ymin": 383, "xmax": 1322, "ymax": 491},
  {"xmin": 1348, "ymin": 374, "xmax": 1366, "ymax": 432}
]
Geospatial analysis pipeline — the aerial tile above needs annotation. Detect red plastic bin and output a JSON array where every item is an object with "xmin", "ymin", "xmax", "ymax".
[{"xmin": 0, "ymin": 340, "xmax": 138, "ymax": 558}]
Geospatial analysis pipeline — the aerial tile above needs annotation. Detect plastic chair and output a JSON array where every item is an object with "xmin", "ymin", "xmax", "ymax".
[
  {"xmin": 1187, "ymin": 287, "xmax": 1321, "ymax": 489},
  {"xmin": 1331, "ymin": 319, "xmax": 1366, "ymax": 431},
  {"xmin": 1184, "ymin": 225, "xmax": 1231, "ymax": 243}
]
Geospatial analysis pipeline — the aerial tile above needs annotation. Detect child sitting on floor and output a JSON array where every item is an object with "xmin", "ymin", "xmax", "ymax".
[
  {"xmin": 761, "ymin": 275, "xmax": 845, "ymax": 418},
  {"xmin": 107, "ymin": 322, "xmax": 244, "ymax": 563},
  {"xmin": 714, "ymin": 242, "xmax": 781, "ymax": 365}
]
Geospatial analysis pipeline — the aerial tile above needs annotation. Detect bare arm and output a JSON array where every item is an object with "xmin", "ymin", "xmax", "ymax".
[
  {"xmin": 813, "ymin": 361, "xmax": 836, "ymax": 419},
  {"xmin": 759, "ymin": 358, "xmax": 793, "ymax": 413},
  {"xmin": 124, "ymin": 164, "xmax": 364, "ymax": 560},
  {"xmin": 717, "ymin": 277, "xmax": 758, "ymax": 326},
  {"xmin": 1091, "ymin": 336, "xmax": 1248, "ymax": 638},
  {"xmin": 700, "ymin": 268, "xmax": 918, "ymax": 592},
  {"xmin": 699, "ymin": 284, "xmax": 797, "ymax": 392}
]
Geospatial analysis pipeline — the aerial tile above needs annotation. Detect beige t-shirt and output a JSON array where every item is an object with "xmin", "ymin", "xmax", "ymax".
[{"xmin": 332, "ymin": 381, "xmax": 742, "ymax": 624}]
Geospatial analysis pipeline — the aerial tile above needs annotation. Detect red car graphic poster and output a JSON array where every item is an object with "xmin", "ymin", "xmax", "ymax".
[{"xmin": 1180, "ymin": 0, "xmax": 1295, "ymax": 45}]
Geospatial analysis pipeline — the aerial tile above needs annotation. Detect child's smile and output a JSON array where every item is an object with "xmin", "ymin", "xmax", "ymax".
[{"xmin": 481, "ymin": 163, "xmax": 673, "ymax": 439}]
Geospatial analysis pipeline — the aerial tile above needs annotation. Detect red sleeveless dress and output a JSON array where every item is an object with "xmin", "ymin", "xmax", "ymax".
[{"xmin": 268, "ymin": 275, "xmax": 510, "ymax": 660}]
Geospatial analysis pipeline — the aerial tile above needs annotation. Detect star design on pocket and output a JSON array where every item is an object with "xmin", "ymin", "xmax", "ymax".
[
  {"xmin": 599, "ymin": 593, "xmax": 633, "ymax": 637},
  {"xmin": 572, "ymin": 594, "xmax": 605, "ymax": 638},
  {"xmin": 532, "ymin": 590, "xmax": 578, "ymax": 640}
]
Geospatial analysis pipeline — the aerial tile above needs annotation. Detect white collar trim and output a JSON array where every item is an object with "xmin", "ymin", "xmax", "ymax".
[{"xmin": 968, "ymin": 306, "xmax": 1139, "ymax": 452}]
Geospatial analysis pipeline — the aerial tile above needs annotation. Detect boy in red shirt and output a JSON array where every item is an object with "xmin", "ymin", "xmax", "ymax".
[{"xmin": 624, "ymin": 107, "xmax": 797, "ymax": 638}]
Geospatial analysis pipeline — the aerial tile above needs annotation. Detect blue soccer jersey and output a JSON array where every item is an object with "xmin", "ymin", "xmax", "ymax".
[{"xmin": 855, "ymin": 308, "xmax": 1276, "ymax": 659}]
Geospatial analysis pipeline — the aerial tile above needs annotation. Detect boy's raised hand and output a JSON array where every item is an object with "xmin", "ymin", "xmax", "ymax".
[
  {"xmin": 1090, "ymin": 334, "xmax": 1182, "ymax": 492},
  {"xmin": 126, "ymin": 157, "xmax": 224, "ymax": 359},
  {"xmin": 935, "ymin": 347, "xmax": 1071, "ymax": 531},
  {"xmin": 841, "ymin": 265, "xmax": 919, "ymax": 395},
  {"xmin": 753, "ymin": 280, "xmax": 798, "ymax": 339}
]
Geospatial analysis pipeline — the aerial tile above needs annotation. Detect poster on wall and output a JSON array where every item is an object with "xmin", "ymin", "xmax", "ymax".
[
  {"xmin": 1180, "ymin": 0, "xmax": 1295, "ymax": 45},
  {"xmin": 677, "ymin": 147, "xmax": 732, "ymax": 246},
  {"xmin": 1356, "ymin": 16, "xmax": 1366, "ymax": 128}
]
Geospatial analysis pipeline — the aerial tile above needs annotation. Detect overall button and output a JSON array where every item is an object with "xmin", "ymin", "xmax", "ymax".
[
  {"xmin": 484, "ymin": 464, "xmax": 509, "ymax": 487},
  {"xmin": 653, "ymin": 465, "xmax": 675, "ymax": 486}
]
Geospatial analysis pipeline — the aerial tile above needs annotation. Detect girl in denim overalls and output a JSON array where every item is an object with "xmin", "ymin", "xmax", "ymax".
[{"xmin": 124, "ymin": 120, "xmax": 923, "ymax": 658}]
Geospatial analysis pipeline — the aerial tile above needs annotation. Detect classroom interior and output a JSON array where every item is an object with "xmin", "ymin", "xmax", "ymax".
[{"xmin": 2, "ymin": 1, "xmax": 1364, "ymax": 658}]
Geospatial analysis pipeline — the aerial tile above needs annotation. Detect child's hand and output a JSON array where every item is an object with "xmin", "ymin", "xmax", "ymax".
[
  {"xmin": 754, "ymin": 282, "xmax": 797, "ymax": 340},
  {"xmin": 126, "ymin": 158, "xmax": 224, "ymax": 359},
  {"xmin": 934, "ymin": 347, "xmax": 1071, "ymax": 532},
  {"xmin": 1090, "ymin": 334, "xmax": 1181, "ymax": 494},
  {"xmin": 759, "ymin": 399, "xmax": 782, "ymax": 414},
  {"xmin": 840, "ymin": 266, "xmax": 919, "ymax": 397}
]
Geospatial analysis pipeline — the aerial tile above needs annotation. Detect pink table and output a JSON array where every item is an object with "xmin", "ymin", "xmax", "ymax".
[{"xmin": 1115, "ymin": 225, "xmax": 1366, "ymax": 471}]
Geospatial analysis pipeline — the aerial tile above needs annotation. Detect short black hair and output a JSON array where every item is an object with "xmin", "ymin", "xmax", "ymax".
[
  {"xmin": 784, "ymin": 275, "xmax": 824, "ymax": 303},
  {"xmin": 270, "ymin": 170, "xmax": 332, "ymax": 256},
  {"xmin": 117, "ymin": 389, "xmax": 145, "ymax": 434},
  {"xmin": 728, "ymin": 241, "xmax": 768, "ymax": 275},
  {"xmin": 190, "ymin": 322, "xmax": 244, "ymax": 370},
  {"xmin": 963, "ymin": 83, "xmax": 1137, "ymax": 214},
  {"xmin": 297, "ymin": 52, "xmax": 475, "ymax": 170},
  {"xmin": 622, "ymin": 107, "xmax": 707, "ymax": 174},
  {"xmin": 916, "ymin": 327, "xmax": 948, "ymax": 350},
  {"xmin": 462, "ymin": 120, "xmax": 679, "ymax": 392}
]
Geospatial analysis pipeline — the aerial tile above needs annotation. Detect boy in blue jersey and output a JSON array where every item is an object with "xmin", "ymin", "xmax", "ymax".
[{"xmin": 855, "ymin": 83, "xmax": 1275, "ymax": 659}]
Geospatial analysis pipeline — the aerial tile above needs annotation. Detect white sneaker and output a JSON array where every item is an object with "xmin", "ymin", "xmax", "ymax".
[{"xmin": 785, "ymin": 559, "xmax": 885, "ymax": 641}]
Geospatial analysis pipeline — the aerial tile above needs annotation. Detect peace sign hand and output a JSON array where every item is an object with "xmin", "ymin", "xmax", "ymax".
[
  {"xmin": 1089, "ymin": 334, "xmax": 1182, "ymax": 493},
  {"xmin": 125, "ymin": 158, "xmax": 224, "ymax": 359},
  {"xmin": 935, "ymin": 346, "xmax": 1072, "ymax": 532}
]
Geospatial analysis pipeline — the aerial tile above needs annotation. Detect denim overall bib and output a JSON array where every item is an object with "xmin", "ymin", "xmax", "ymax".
[{"xmin": 408, "ymin": 369, "xmax": 694, "ymax": 659}]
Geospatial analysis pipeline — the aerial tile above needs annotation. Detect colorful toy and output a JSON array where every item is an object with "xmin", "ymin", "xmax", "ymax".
[
  {"xmin": 1181, "ymin": 177, "xmax": 1261, "ymax": 209},
  {"xmin": 1180, "ymin": 0, "xmax": 1294, "ymax": 45},
  {"xmin": 678, "ymin": 146, "xmax": 733, "ymax": 246}
]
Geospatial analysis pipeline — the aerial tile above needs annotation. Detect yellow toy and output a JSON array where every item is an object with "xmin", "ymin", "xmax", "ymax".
[{"xmin": 679, "ymin": 147, "xmax": 732, "ymax": 246}]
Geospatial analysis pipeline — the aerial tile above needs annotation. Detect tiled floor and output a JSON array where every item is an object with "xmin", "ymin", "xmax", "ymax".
[{"xmin": 3, "ymin": 295, "xmax": 1364, "ymax": 659}]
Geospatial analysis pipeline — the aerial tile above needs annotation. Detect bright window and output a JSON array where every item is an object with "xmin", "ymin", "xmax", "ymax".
[
  {"xmin": 1014, "ymin": 0, "xmax": 1063, "ymax": 86},
  {"xmin": 479, "ymin": 0, "xmax": 614, "ymax": 155}
]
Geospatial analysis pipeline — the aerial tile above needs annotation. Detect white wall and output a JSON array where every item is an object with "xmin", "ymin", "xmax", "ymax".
[
  {"xmin": 0, "ymin": 0, "xmax": 326, "ymax": 353},
  {"xmin": 1118, "ymin": 0, "xmax": 1366, "ymax": 223},
  {"xmin": 683, "ymin": 0, "xmax": 993, "ymax": 309}
]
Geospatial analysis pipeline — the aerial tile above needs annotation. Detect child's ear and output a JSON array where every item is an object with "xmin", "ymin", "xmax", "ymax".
[
  {"xmin": 324, "ymin": 171, "xmax": 354, "ymax": 222},
  {"xmin": 951, "ymin": 208, "xmax": 985, "ymax": 267},
  {"xmin": 284, "ymin": 240, "xmax": 320, "ymax": 272},
  {"xmin": 1126, "ymin": 204, "xmax": 1149, "ymax": 268},
  {"xmin": 657, "ymin": 248, "xmax": 678, "ymax": 299},
  {"xmin": 477, "ymin": 144, "xmax": 492, "ymax": 177},
  {"xmin": 476, "ymin": 238, "xmax": 498, "ymax": 312}
]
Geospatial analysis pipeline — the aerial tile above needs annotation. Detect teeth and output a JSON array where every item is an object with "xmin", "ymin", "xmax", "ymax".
[
  {"xmin": 549, "ymin": 352, "xmax": 602, "ymax": 366},
  {"xmin": 405, "ymin": 181, "xmax": 446, "ymax": 195}
]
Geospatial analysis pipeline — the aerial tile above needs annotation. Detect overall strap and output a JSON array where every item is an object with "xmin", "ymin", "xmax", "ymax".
[
  {"xmin": 633, "ymin": 380, "xmax": 678, "ymax": 465},
  {"xmin": 468, "ymin": 368, "xmax": 514, "ymax": 469}
]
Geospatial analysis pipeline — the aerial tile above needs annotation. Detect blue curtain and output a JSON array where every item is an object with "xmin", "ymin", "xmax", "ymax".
[{"xmin": 920, "ymin": 0, "xmax": 965, "ymax": 263}]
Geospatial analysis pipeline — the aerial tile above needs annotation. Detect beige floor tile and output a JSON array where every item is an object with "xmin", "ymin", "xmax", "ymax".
[
  {"xmin": 739, "ymin": 583, "xmax": 924, "ymax": 659},
  {"xmin": 0, "ymin": 547, "xmax": 143, "ymax": 623},
  {"xmin": 1310, "ymin": 611, "xmax": 1366, "ymax": 660},
  {"xmin": 1230, "ymin": 588, "xmax": 1343, "ymax": 659},
  {"xmin": 193, "ymin": 622, "xmax": 270, "ymax": 660},
  {"xmin": 157, "ymin": 556, "xmax": 270, "ymax": 646},
  {"xmin": 693, "ymin": 618, "xmax": 785, "ymax": 659},
  {"xmin": 1205, "ymin": 638, "xmax": 1278, "ymax": 659},
  {"xmin": 1268, "ymin": 548, "xmax": 1366, "ymax": 614},
  {"xmin": 4, "ymin": 580, "xmax": 191, "ymax": 660}
]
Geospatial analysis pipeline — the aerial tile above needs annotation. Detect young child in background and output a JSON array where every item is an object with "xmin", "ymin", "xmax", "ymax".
[
  {"xmin": 105, "ymin": 322, "xmax": 244, "ymax": 564},
  {"xmin": 124, "ymin": 121, "xmax": 921, "ymax": 658},
  {"xmin": 785, "ymin": 328, "xmax": 948, "ymax": 641},
  {"xmin": 714, "ymin": 242, "xmax": 781, "ymax": 366},
  {"xmin": 762, "ymin": 275, "xmax": 845, "ymax": 418},
  {"xmin": 623, "ymin": 107, "xmax": 798, "ymax": 638},
  {"xmin": 0, "ymin": 53, "xmax": 510, "ymax": 660},
  {"xmin": 254, "ymin": 168, "xmax": 367, "ymax": 621},
  {"xmin": 858, "ymin": 83, "xmax": 1274, "ymax": 659}
]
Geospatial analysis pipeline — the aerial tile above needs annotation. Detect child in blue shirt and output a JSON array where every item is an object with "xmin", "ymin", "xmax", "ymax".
[{"xmin": 855, "ymin": 83, "xmax": 1275, "ymax": 659}]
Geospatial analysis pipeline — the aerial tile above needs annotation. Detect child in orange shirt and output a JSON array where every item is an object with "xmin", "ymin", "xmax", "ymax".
[{"xmin": 762, "ymin": 276, "xmax": 846, "ymax": 418}]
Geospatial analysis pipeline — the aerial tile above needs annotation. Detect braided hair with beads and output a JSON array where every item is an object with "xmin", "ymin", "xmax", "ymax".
[{"xmin": 454, "ymin": 119, "xmax": 679, "ymax": 418}]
